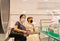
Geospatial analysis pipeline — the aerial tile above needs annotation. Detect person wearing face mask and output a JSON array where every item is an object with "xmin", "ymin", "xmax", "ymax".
[
  {"xmin": 13, "ymin": 14, "xmax": 30, "ymax": 41},
  {"xmin": 24, "ymin": 17, "xmax": 35, "ymax": 34},
  {"xmin": 5, "ymin": 14, "xmax": 29, "ymax": 41}
]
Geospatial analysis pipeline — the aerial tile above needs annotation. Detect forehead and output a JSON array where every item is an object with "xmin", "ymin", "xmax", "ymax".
[
  {"xmin": 29, "ymin": 18, "xmax": 33, "ymax": 20},
  {"xmin": 21, "ymin": 16, "xmax": 26, "ymax": 18}
]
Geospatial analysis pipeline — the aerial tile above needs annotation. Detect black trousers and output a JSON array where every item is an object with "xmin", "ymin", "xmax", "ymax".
[{"xmin": 14, "ymin": 35, "xmax": 27, "ymax": 41}]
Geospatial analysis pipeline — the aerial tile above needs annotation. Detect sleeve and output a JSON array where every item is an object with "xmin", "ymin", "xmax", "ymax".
[{"xmin": 15, "ymin": 21, "xmax": 19, "ymax": 26}]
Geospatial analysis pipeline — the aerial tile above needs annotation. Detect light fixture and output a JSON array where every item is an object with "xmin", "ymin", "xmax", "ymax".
[
  {"xmin": 22, "ymin": 0, "xmax": 28, "ymax": 2},
  {"xmin": 44, "ymin": 0, "xmax": 48, "ymax": 2}
]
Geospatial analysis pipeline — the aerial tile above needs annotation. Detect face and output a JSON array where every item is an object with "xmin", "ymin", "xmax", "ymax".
[
  {"xmin": 20, "ymin": 15, "xmax": 26, "ymax": 23},
  {"xmin": 28, "ymin": 18, "xmax": 33, "ymax": 23}
]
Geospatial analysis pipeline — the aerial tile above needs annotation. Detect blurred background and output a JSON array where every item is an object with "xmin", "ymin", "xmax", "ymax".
[{"xmin": 0, "ymin": 0, "xmax": 60, "ymax": 41}]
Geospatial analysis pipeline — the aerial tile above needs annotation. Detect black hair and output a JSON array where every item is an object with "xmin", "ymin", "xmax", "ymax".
[
  {"xmin": 27, "ymin": 17, "xmax": 33, "ymax": 21},
  {"xmin": 20, "ymin": 14, "xmax": 26, "ymax": 19}
]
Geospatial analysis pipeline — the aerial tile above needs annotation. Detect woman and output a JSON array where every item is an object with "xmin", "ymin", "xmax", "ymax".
[
  {"xmin": 24, "ymin": 17, "xmax": 35, "ymax": 34},
  {"xmin": 24, "ymin": 17, "xmax": 40, "ymax": 41},
  {"xmin": 14, "ymin": 14, "xmax": 29, "ymax": 41}
]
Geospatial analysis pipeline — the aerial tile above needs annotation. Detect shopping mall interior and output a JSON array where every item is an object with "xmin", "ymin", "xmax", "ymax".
[{"xmin": 0, "ymin": 0, "xmax": 60, "ymax": 41}]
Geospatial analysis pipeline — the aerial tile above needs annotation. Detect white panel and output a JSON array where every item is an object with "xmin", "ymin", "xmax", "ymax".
[
  {"xmin": 38, "ymin": 2, "xmax": 60, "ymax": 10},
  {"xmin": 10, "ymin": 0, "xmax": 38, "ymax": 14},
  {"xmin": 10, "ymin": 0, "xmax": 60, "ymax": 14},
  {"xmin": 39, "ymin": 0, "xmax": 60, "ymax": 2},
  {"xmin": 10, "ymin": 0, "xmax": 60, "ymax": 15}
]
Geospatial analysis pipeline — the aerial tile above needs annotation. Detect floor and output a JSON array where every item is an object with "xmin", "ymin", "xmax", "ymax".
[
  {"xmin": 0, "ymin": 31, "xmax": 49, "ymax": 41},
  {"xmin": 8, "ymin": 33, "xmax": 48, "ymax": 41}
]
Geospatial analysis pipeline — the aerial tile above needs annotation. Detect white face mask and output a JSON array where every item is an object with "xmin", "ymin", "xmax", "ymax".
[{"xmin": 21, "ymin": 18, "xmax": 26, "ymax": 23}]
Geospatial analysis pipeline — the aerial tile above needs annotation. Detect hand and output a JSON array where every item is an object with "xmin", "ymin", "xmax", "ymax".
[
  {"xmin": 26, "ymin": 31, "xmax": 29, "ymax": 36},
  {"xmin": 23, "ymin": 31, "xmax": 27, "ymax": 34},
  {"xmin": 24, "ymin": 30, "xmax": 30, "ymax": 36},
  {"xmin": 23, "ymin": 31, "xmax": 29, "ymax": 36},
  {"xmin": 26, "ymin": 33, "xmax": 29, "ymax": 36},
  {"xmin": 33, "ymin": 28, "xmax": 35, "ymax": 32}
]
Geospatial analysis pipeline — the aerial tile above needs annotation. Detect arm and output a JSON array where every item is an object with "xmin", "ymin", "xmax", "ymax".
[
  {"xmin": 33, "ymin": 28, "xmax": 35, "ymax": 32},
  {"xmin": 14, "ymin": 25, "xmax": 26, "ymax": 33},
  {"xmin": 32, "ymin": 24, "xmax": 36, "ymax": 32}
]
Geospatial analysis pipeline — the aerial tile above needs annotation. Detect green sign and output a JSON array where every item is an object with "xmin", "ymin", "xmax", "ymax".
[{"xmin": 58, "ymin": 19, "xmax": 60, "ymax": 23}]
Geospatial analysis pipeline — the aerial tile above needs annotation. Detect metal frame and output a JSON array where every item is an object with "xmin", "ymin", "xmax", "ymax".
[{"xmin": 40, "ymin": 19, "xmax": 51, "ymax": 31}]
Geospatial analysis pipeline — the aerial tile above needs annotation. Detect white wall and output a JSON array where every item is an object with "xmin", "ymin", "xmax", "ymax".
[
  {"xmin": 10, "ymin": 0, "xmax": 46, "ymax": 14},
  {"xmin": 10, "ymin": 0, "xmax": 60, "ymax": 27},
  {"xmin": 10, "ymin": 0, "xmax": 60, "ymax": 14}
]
